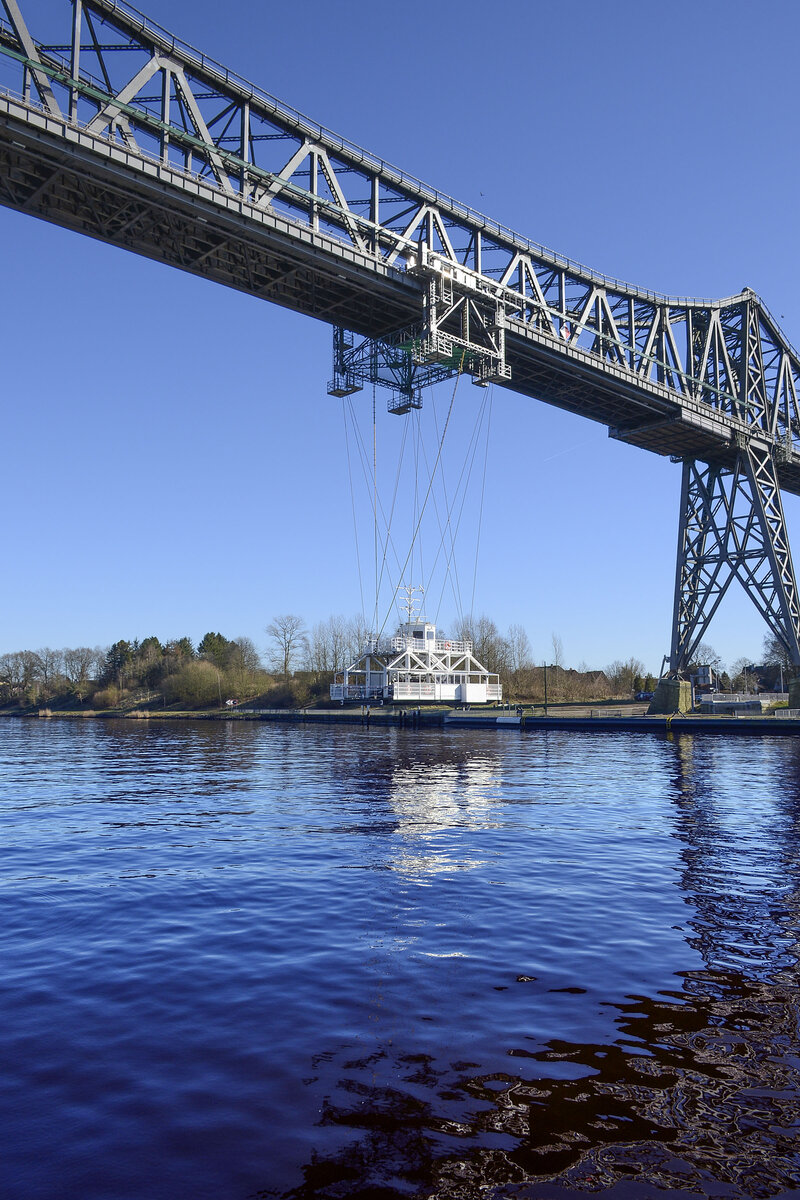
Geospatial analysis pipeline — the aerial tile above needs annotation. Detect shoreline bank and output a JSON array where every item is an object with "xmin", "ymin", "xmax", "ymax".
[{"xmin": 4, "ymin": 706, "xmax": 800, "ymax": 735}]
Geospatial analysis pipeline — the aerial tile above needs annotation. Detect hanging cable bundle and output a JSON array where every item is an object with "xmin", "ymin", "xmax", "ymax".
[{"xmin": 340, "ymin": 355, "xmax": 494, "ymax": 646}]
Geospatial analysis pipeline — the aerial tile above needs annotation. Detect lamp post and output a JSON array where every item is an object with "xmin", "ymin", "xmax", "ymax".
[{"xmin": 543, "ymin": 662, "xmax": 548, "ymax": 716}]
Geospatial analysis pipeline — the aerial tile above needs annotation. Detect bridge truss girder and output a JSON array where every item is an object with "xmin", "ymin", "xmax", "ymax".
[
  {"xmin": 2, "ymin": 0, "xmax": 800, "ymax": 669},
  {"xmin": 2, "ymin": 0, "xmax": 800, "ymax": 474},
  {"xmin": 670, "ymin": 443, "xmax": 800, "ymax": 673}
]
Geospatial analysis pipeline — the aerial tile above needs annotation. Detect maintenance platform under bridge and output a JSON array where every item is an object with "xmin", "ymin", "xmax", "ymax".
[{"xmin": 331, "ymin": 620, "xmax": 502, "ymax": 704}]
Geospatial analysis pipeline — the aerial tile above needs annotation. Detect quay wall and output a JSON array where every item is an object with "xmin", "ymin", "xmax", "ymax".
[{"xmin": 8, "ymin": 707, "xmax": 800, "ymax": 736}]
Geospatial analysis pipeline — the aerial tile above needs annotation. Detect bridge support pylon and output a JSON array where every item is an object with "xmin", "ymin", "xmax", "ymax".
[{"xmin": 664, "ymin": 440, "xmax": 800, "ymax": 691}]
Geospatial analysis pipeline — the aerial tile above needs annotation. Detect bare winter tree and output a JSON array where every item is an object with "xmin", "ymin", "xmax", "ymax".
[
  {"xmin": 761, "ymin": 633, "xmax": 793, "ymax": 674},
  {"xmin": 689, "ymin": 643, "xmax": 725, "ymax": 675},
  {"xmin": 452, "ymin": 614, "xmax": 508, "ymax": 674},
  {"xmin": 234, "ymin": 636, "xmax": 263, "ymax": 674},
  {"xmin": 0, "ymin": 651, "xmax": 25, "ymax": 699},
  {"xmin": 605, "ymin": 657, "xmax": 646, "ymax": 695},
  {"xmin": 35, "ymin": 647, "xmax": 64, "ymax": 694},
  {"xmin": 266, "ymin": 614, "xmax": 307, "ymax": 679},
  {"xmin": 63, "ymin": 646, "xmax": 102, "ymax": 701},
  {"xmin": 506, "ymin": 624, "xmax": 533, "ymax": 674},
  {"xmin": 731, "ymin": 635, "xmax": 795, "ymax": 693},
  {"xmin": 328, "ymin": 615, "xmax": 351, "ymax": 672},
  {"xmin": 345, "ymin": 614, "xmax": 372, "ymax": 663},
  {"xmin": 504, "ymin": 623, "xmax": 533, "ymax": 699},
  {"xmin": 306, "ymin": 620, "xmax": 332, "ymax": 676},
  {"xmin": 6, "ymin": 650, "xmax": 43, "ymax": 699},
  {"xmin": 306, "ymin": 614, "xmax": 367, "ymax": 678},
  {"xmin": 729, "ymin": 657, "xmax": 752, "ymax": 692}
]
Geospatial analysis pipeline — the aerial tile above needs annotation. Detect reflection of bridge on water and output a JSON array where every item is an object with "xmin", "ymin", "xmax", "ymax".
[
  {"xmin": 277, "ymin": 731, "xmax": 800, "ymax": 1199},
  {"xmin": 3, "ymin": 0, "xmax": 800, "ymax": 671}
]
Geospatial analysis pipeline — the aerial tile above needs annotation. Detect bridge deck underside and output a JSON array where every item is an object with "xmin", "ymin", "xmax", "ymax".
[
  {"xmin": 4, "ymin": 110, "xmax": 800, "ymax": 496},
  {"xmin": 0, "ymin": 123, "xmax": 418, "ymax": 336}
]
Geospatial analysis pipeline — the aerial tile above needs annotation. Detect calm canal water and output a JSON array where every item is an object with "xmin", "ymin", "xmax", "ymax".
[{"xmin": 2, "ymin": 718, "xmax": 800, "ymax": 1199}]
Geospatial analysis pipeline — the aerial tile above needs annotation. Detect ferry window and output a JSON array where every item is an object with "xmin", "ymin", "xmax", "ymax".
[{"xmin": 426, "ymin": 630, "xmax": 434, "ymax": 639}]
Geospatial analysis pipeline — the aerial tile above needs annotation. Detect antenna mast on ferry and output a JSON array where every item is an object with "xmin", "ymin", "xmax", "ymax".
[{"xmin": 398, "ymin": 584, "xmax": 424, "ymax": 626}]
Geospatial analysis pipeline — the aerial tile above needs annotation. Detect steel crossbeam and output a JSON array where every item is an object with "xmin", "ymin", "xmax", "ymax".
[
  {"xmin": 2, "ymin": 0, "xmax": 800, "ymax": 668},
  {"xmin": 328, "ymin": 326, "xmax": 457, "ymax": 415}
]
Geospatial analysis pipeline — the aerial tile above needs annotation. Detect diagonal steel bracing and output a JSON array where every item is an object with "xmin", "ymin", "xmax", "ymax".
[
  {"xmin": 1, "ymin": 0, "xmax": 800, "ymax": 665},
  {"xmin": 670, "ymin": 444, "xmax": 800, "ymax": 672},
  {"xmin": 2, "ymin": 0, "xmax": 800, "ymax": 479}
]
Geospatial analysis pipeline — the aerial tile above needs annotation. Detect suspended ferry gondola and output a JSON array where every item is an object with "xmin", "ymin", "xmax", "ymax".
[{"xmin": 331, "ymin": 600, "xmax": 502, "ymax": 705}]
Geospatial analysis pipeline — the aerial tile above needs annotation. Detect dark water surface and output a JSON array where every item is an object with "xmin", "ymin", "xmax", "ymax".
[{"xmin": 2, "ymin": 719, "xmax": 800, "ymax": 1199}]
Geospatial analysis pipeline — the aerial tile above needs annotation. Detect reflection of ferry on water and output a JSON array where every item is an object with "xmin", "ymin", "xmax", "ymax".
[{"xmin": 330, "ymin": 617, "xmax": 502, "ymax": 704}]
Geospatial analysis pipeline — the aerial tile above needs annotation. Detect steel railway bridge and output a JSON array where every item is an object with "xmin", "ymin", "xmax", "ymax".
[{"xmin": 2, "ymin": 0, "xmax": 800, "ymax": 680}]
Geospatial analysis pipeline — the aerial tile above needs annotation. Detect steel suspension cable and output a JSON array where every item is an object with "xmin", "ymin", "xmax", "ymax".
[
  {"xmin": 345, "ymin": 398, "xmax": 406, "ymax": 581},
  {"xmin": 373, "ymin": 383, "xmax": 378, "ymax": 636},
  {"xmin": 470, "ymin": 388, "xmax": 494, "ymax": 621},
  {"xmin": 375, "ymin": 355, "xmax": 465, "ymax": 641},
  {"xmin": 415, "ymin": 405, "xmax": 463, "ymax": 626},
  {"xmin": 409, "ymin": 383, "xmax": 486, "ymax": 627},
  {"xmin": 426, "ymin": 387, "xmax": 493, "ymax": 625},
  {"xmin": 375, "ymin": 411, "xmax": 411, "ymax": 617},
  {"xmin": 412, "ymin": 407, "xmax": 422, "ymax": 598},
  {"xmin": 342, "ymin": 398, "xmax": 366, "ymax": 621},
  {"xmin": 431, "ymin": 389, "xmax": 492, "ymax": 624},
  {"xmin": 425, "ymin": 391, "xmax": 465, "ymax": 625}
]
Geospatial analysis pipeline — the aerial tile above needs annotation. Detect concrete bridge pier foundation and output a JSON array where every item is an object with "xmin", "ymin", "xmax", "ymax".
[{"xmin": 648, "ymin": 678, "xmax": 692, "ymax": 714}]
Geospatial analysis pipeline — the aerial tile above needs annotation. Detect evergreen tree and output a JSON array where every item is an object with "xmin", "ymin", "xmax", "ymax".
[
  {"xmin": 198, "ymin": 631, "xmax": 234, "ymax": 667},
  {"xmin": 164, "ymin": 637, "xmax": 194, "ymax": 660},
  {"xmin": 101, "ymin": 640, "xmax": 133, "ymax": 687}
]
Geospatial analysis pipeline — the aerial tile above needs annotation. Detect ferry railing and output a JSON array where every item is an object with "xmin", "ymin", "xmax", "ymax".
[
  {"xmin": 330, "ymin": 684, "xmax": 383, "ymax": 700},
  {"xmin": 391, "ymin": 682, "xmax": 436, "ymax": 699},
  {"xmin": 387, "ymin": 637, "xmax": 473, "ymax": 654}
]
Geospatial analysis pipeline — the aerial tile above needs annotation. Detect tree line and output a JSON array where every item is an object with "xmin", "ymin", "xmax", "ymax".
[
  {"xmin": 0, "ymin": 617, "xmax": 383, "ymax": 709},
  {"xmin": 689, "ymin": 636, "xmax": 792, "ymax": 694},
  {"xmin": 0, "ymin": 633, "xmax": 269, "ymax": 710},
  {"xmin": 7, "ymin": 615, "xmax": 780, "ymax": 711}
]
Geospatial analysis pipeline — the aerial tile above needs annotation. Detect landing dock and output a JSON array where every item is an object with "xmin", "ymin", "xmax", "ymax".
[
  {"xmin": 232, "ymin": 706, "xmax": 800, "ymax": 736},
  {"xmin": 16, "ymin": 704, "xmax": 800, "ymax": 735}
]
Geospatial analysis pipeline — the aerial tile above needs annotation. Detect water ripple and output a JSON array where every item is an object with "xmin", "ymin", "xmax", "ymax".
[{"xmin": 1, "ymin": 719, "xmax": 799, "ymax": 1198}]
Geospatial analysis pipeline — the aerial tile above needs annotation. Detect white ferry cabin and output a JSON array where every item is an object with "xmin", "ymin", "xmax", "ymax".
[{"xmin": 330, "ymin": 619, "xmax": 502, "ymax": 704}]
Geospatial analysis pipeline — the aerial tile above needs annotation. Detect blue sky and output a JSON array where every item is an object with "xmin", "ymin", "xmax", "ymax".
[{"xmin": 2, "ymin": 0, "xmax": 799, "ymax": 675}]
